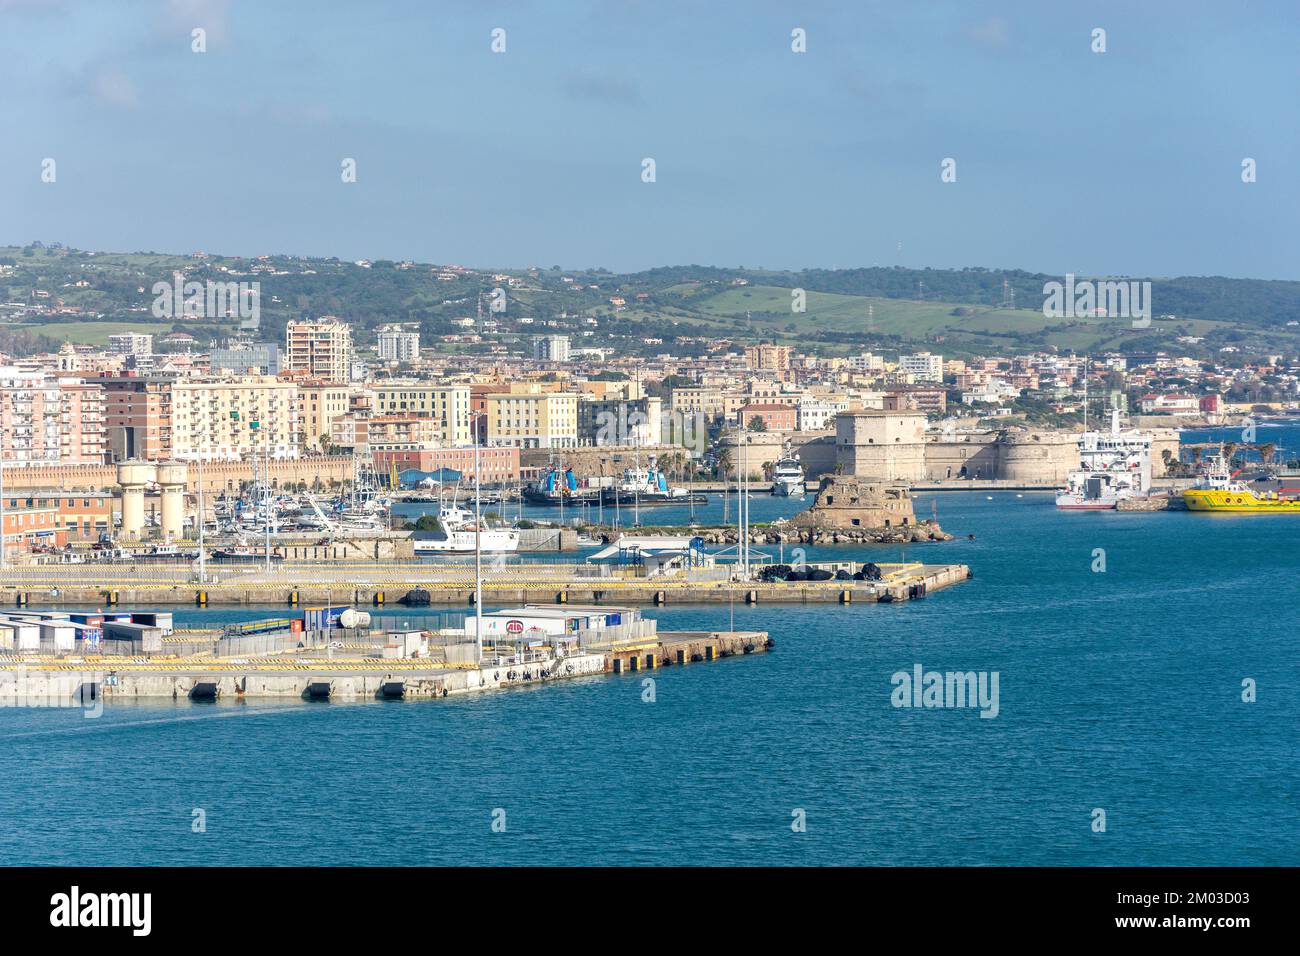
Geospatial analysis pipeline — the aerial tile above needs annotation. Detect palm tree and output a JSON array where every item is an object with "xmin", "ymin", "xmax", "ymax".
[
  {"xmin": 1259, "ymin": 442, "xmax": 1277, "ymax": 467},
  {"xmin": 716, "ymin": 446, "xmax": 733, "ymax": 482}
]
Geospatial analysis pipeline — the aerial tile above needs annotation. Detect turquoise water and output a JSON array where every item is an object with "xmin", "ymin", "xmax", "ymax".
[{"xmin": 2, "ymin": 489, "xmax": 1297, "ymax": 866}]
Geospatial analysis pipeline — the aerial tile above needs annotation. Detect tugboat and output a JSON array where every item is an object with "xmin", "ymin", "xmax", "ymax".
[
  {"xmin": 600, "ymin": 458, "xmax": 707, "ymax": 506},
  {"xmin": 523, "ymin": 465, "xmax": 604, "ymax": 505},
  {"xmin": 771, "ymin": 447, "xmax": 806, "ymax": 497},
  {"xmin": 1183, "ymin": 451, "xmax": 1300, "ymax": 512}
]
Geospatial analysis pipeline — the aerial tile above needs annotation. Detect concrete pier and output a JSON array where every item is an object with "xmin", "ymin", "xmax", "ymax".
[
  {"xmin": 0, "ymin": 562, "xmax": 970, "ymax": 607},
  {"xmin": 0, "ymin": 629, "xmax": 771, "ymax": 704}
]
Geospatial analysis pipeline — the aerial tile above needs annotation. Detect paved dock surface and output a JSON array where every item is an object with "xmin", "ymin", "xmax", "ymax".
[{"xmin": 0, "ymin": 562, "xmax": 969, "ymax": 606}]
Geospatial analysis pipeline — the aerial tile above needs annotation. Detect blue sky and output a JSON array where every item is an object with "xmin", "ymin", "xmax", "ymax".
[{"xmin": 2, "ymin": 0, "xmax": 1297, "ymax": 278}]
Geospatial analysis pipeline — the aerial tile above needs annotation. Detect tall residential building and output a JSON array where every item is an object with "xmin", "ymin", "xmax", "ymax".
[
  {"xmin": 532, "ymin": 334, "xmax": 570, "ymax": 362},
  {"xmin": 745, "ymin": 343, "xmax": 791, "ymax": 372},
  {"xmin": 899, "ymin": 352, "xmax": 944, "ymax": 383},
  {"xmin": 170, "ymin": 377, "xmax": 300, "ymax": 460},
  {"xmin": 486, "ymin": 390, "xmax": 578, "ymax": 448},
  {"xmin": 285, "ymin": 319, "xmax": 352, "ymax": 383},
  {"xmin": 0, "ymin": 370, "xmax": 107, "ymax": 466},
  {"xmin": 377, "ymin": 327, "xmax": 420, "ymax": 362},
  {"xmin": 88, "ymin": 374, "xmax": 174, "ymax": 462},
  {"xmin": 108, "ymin": 332, "xmax": 153, "ymax": 357},
  {"xmin": 368, "ymin": 383, "xmax": 473, "ymax": 446}
]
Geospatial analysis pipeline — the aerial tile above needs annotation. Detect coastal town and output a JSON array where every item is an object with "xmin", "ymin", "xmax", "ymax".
[{"xmin": 2, "ymin": 254, "xmax": 1299, "ymax": 558}]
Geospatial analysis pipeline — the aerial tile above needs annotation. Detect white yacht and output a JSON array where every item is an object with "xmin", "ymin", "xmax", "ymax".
[
  {"xmin": 771, "ymin": 449, "xmax": 805, "ymax": 497},
  {"xmin": 413, "ymin": 503, "xmax": 520, "ymax": 554}
]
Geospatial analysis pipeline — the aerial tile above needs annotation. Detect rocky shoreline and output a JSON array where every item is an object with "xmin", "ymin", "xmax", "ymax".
[{"xmin": 588, "ymin": 520, "xmax": 954, "ymax": 546}]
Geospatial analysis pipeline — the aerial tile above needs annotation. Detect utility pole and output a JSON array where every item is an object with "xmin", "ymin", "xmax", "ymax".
[
  {"xmin": 0, "ymin": 458, "xmax": 6, "ymax": 569},
  {"xmin": 197, "ymin": 455, "xmax": 207, "ymax": 584},
  {"xmin": 473, "ymin": 411, "xmax": 483, "ymax": 665}
]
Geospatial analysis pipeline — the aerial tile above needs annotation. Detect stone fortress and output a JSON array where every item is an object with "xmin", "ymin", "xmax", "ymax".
[{"xmin": 720, "ymin": 410, "xmax": 1180, "ymax": 486}]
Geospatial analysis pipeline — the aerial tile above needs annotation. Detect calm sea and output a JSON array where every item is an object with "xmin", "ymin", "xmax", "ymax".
[{"xmin": 1, "ymin": 438, "xmax": 1297, "ymax": 865}]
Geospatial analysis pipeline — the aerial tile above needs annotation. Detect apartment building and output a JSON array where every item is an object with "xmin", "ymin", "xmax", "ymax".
[
  {"xmin": 368, "ymin": 383, "xmax": 472, "ymax": 446},
  {"xmin": 377, "ymin": 327, "xmax": 420, "ymax": 362},
  {"xmin": 108, "ymin": 332, "xmax": 153, "ymax": 357},
  {"xmin": 170, "ymin": 377, "xmax": 300, "ymax": 460},
  {"xmin": 899, "ymin": 352, "xmax": 944, "ymax": 383},
  {"xmin": 298, "ymin": 383, "xmax": 356, "ymax": 450},
  {"xmin": 0, "ymin": 370, "xmax": 107, "ymax": 466},
  {"xmin": 669, "ymin": 385, "xmax": 725, "ymax": 421},
  {"xmin": 532, "ymin": 334, "xmax": 570, "ymax": 362},
  {"xmin": 285, "ymin": 319, "xmax": 353, "ymax": 383},
  {"xmin": 486, "ymin": 389, "xmax": 579, "ymax": 448},
  {"xmin": 90, "ymin": 374, "xmax": 174, "ymax": 461},
  {"xmin": 745, "ymin": 343, "xmax": 791, "ymax": 372}
]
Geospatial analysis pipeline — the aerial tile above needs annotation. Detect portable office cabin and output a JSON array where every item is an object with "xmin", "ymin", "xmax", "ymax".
[
  {"xmin": 37, "ymin": 620, "xmax": 76, "ymax": 653},
  {"xmin": 0, "ymin": 619, "xmax": 40, "ymax": 651},
  {"xmin": 130, "ymin": 612, "xmax": 174, "ymax": 635},
  {"xmin": 101, "ymin": 621, "xmax": 163, "ymax": 654}
]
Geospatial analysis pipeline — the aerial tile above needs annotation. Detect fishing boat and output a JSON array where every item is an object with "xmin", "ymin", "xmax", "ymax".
[{"xmin": 1183, "ymin": 453, "xmax": 1300, "ymax": 512}]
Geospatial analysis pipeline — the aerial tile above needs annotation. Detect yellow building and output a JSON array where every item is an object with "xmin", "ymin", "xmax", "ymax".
[
  {"xmin": 170, "ymin": 377, "xmax": 300, "ymax": 460},
  {"xmin": 486, "ymin": 389, "xmax": 578, "ymax": 449},
  {"xmin": 367, "ymin": 383, "xmax": 473, "ymax": 446},
  {"xmin": 298, "ymin": 383, "xmax": 357, "ymax": 450}
]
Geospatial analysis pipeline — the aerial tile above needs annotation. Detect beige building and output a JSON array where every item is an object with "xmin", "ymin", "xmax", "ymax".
[
  {"xmin": 298, "ymin": 384, "xmax": 357, "ymax": 450},
  {"xmin": 745, "ymin": 343, "xmax": 791, "ymax": 372},
  {"xmin": 170, "ymin": 377, "xmax": 300, "ymax": 460},
  {"xmin": 285, "ymin": 319, "xmax": 352, "ymax": 383},
  {"xmin": 368, "ymin": 383, "xmax": 472, "ymax": 446},
  {"xmin": 487, "ymin": 389, "xmax": 578, "ymax": 449}
]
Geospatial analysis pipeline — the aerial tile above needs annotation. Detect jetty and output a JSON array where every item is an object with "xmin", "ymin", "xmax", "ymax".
[
  {"xmin": 0, "ymin": 606, "xmax": 770, "ymax": 704},
  {"xmin": 0, "ymin": 560, "xmax": 970, "ymax": 607}
]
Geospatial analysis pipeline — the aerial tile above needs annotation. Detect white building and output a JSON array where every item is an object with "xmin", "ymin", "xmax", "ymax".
[
  {"xmin": 532, "ymin": 334, "xmax": 571, "ymax": 362},
  {"xmin": 108, "ymin": 333, "xmax": 153, "ymax": 357},
  {"xmin": 377, "ymin": 327, "xmax": 420, "ymax": 362},
  {"xmin": 899, "ymin": 352, "xmax": 944, "ymax": 382}
]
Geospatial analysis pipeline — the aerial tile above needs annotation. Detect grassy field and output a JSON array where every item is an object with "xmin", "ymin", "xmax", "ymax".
[
  {"xmin": 641, "ymin": 282, "xmax": 1213, "ymax": 352},
  {"xmin": 11, "ymin": 320, "xmax": 184, "ymax": 346}
]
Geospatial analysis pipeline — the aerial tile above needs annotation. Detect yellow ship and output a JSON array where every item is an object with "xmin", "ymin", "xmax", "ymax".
[{"xmin": 1182, "ymin": 454, "xmax": 1300, "ymax": 512}]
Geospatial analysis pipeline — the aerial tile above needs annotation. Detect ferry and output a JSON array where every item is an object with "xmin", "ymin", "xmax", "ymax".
[
  {"xmin": 1183, "ymin": 454, "xmax": 1300, "ymax": 512},
  {"xmin": 771, "ymin": 448, "xmax": 805, "ymax": 497},
  {"xmin": 1056, "ymin": 408, "xmax": 1153, "ymax": 510}
]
